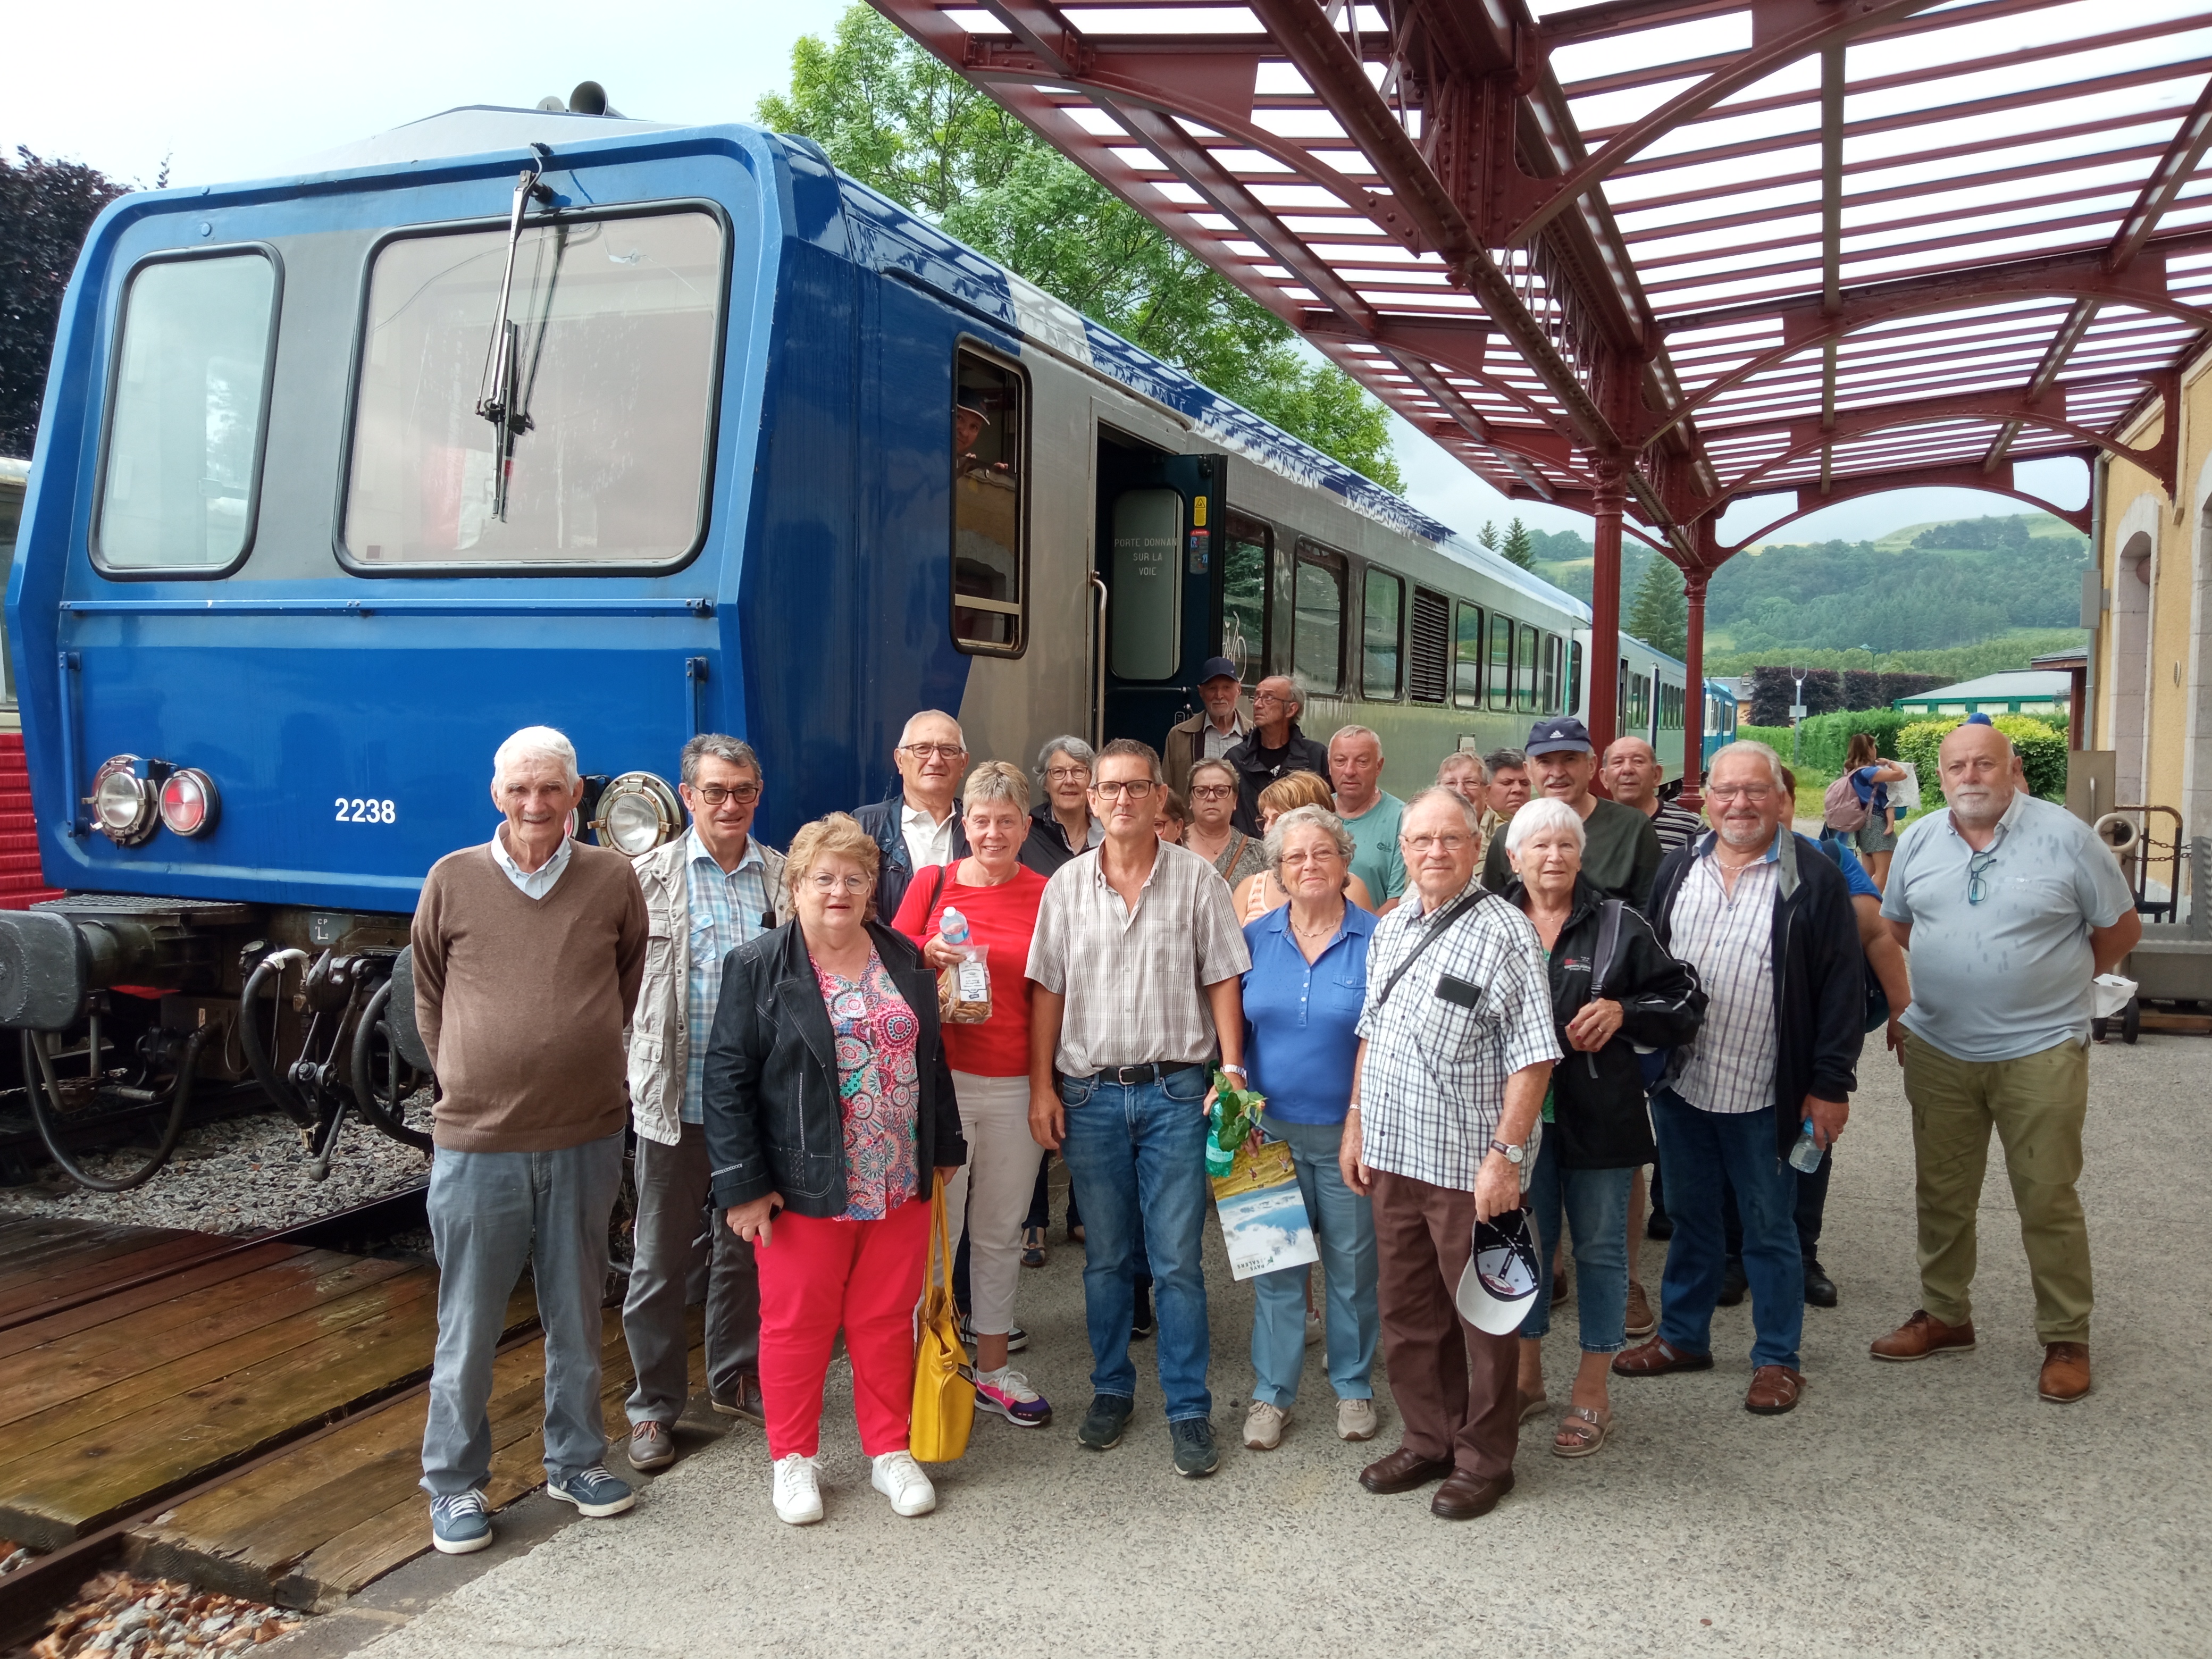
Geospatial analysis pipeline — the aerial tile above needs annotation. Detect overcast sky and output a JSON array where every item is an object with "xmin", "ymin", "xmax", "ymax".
[{"xmin": 3, "ymin": 0, "xmax": 2076, "ymax": 550}]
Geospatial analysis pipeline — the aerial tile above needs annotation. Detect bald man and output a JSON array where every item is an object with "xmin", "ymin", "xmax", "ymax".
[{"xmin": 1603, "ymin": 736, "xmax": 1704, "ymax": 856}]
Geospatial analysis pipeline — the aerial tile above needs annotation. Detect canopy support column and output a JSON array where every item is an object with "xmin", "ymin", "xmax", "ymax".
[
  {"xmin": 1588, "ymin": 459, "xmax": 1626, "ymax": 758},
  {"xmin": 1682, "ymin": 564, "xmax": 1709, "ymax": 811}
]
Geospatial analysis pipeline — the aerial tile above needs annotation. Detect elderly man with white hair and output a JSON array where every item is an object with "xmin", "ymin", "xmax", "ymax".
[
  {"xmin": 412, "ymin": 726, "xmax": 650, "ymax": 1555},
  {"xmin": 853, "ymin": 709, "xmax": 971, "ymax": 919}
]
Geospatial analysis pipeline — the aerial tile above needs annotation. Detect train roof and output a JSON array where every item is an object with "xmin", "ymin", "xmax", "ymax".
[{"xmin": 275, "ymin": 106, "xmax": 1589, "ymax": 627}]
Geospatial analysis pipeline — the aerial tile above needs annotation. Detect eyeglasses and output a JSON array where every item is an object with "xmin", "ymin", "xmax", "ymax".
[
  {"xmin": 1706, "ymin": 784, "xmax": 1774, "ymax": 802},
  {"xmin": 1251, "ymin": 691, "xmax": 1290, "ymax": 707},
  {"xmin": 1966, "ymin": 847, "xmax": 1999, "ymax": 906},
  {"xmin": 1404, "ymin": 833, "xmax": 1472, "ymax": 853},
  {"xmin": 1093, "ymin": 780, "xmax": 1155, "ymax": 800},
  {"xmin": 806, "ymin": 873, "xmax": 870, "ymax": 894},
  {"xmin": 1045, "ymin": 766, "xmax": 1091, "ymax": 783},
  {"xmin": 1279, "ymin": 848, "xmax": 1343, "ymax": 867},
  {"xmin": 1190, "ymin": 785, "xmax": 1235, "ymax": 801},
  {"xmin": 686, "ymin": 783, "xmax": 760, "ymax": 806},
  {"xmin": 899, "ymin": 742, "xmax": 967, "ymax": 761}
]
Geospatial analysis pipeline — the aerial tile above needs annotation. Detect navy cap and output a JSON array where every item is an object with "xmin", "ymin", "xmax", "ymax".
[
  {"xmin": 1964, "ymin": 712, "xmax": 1993, "ymax": 726},
  {"xmin": 1524, "ymin": 716, "xmax": 1594, "ymax": 757},
  {"xmin": 1196, "ymin": 656, "xmax": 1240, "ymax": 685}
]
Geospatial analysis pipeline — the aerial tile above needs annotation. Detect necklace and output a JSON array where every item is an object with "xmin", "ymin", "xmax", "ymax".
[{"xmin": 1291, "ymin": 905, "xmax": 1345, "ymax": 938}]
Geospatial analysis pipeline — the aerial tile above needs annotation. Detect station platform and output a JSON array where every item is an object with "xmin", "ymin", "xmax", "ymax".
[{"xmin": 305, "ymin": 1033, "xmax": 2204, "ymax": 1658}]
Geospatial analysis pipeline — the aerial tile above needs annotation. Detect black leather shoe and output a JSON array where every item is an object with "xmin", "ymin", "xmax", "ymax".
[
  {"xmin": 1646, "ymin": 1210, "xmax": 1673, "ymax": 1241},
  {"xmin": 1431, "ymin": 1467, "xmax": 1514, "ymax": 1520},
  {"xmin": 1804, "ymin": 1260, "xmax": 1839, "ymax": 1308},
  {"xmin": 1718, "ymin": 1256, "xmax": 1748, "ymax": 1306},
  {"xmin": 1359, "ymin": 1445, "xmax": 1454, "ymax": 1494}
]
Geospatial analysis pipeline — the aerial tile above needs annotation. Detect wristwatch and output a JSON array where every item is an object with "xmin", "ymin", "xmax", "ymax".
[
  {"xmin": 1221, "ymin": 1064, "xmax": 1248, "ymax": 1079},
  {"xmin": 1488, "ymin": 1138, "xmax": 1524, "ymax": 1164}
]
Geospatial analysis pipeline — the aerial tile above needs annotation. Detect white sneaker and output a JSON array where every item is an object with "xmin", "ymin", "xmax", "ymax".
[
  {"xmin": 1243, "ymin": 1400, "xmax": 1289, "ymax": 1449},
  {"xmin": 1336, "ymin": 1396, "xmax": 1379, "ymax": 1442},
  {"xmin": 870, "ymin": 1451, "xmax": 937, "ymax": 1516},
  {"xmin": 772, "ymin": 1454, "xmax": 823, "ymax": 1526}
]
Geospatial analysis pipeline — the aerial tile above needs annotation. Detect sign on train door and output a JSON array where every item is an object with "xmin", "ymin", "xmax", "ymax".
[{"xmin": 1095, "ymin": 443, "xmax": 1227, "ymax": 755}]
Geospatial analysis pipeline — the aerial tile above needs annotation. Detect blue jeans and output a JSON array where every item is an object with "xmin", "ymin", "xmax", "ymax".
[
  {"xmin": 1515, "ymin": 1137, "xmax": 1632, "ymax": 1352},
  {"xmin": 421, "ymin": 1130, "xmax": 625, "ymax": 1496},
  {"xmin": 1250, "ymin": 1114, "xmax": 1377, "ymax": 1409},
  {"xmin": 1650, "ymin": 1090, "xmax": 1804, "ymax": 1370},
  {"xmin": 1058, "ymin": 1065, "xmax": 1212, "ymax": 1421}
]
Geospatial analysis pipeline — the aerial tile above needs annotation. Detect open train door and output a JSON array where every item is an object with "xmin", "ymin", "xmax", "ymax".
[{"xmin": 1094, "ymin": 435, "xmax": 1228, "ymax": 755}]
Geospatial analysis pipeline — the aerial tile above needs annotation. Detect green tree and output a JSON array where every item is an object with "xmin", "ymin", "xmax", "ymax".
[
  {"xmin": 1627, "ymin": 551, "xmax": 1689, "ymax": 657},
  {"xmin": 758, "ymin": 6, "xmax": 1401, "ymax": 489},
  {"xmin": 1476, "ymin": 521, "xmax": 1499, "ymax": 552},
  {"xmin": 2, "ymin": 148, "xmax": 126, "ymax": 458},
  {"xmin": 1499, "ymin": 516, "xmax": 1534, "ymax": 571}
]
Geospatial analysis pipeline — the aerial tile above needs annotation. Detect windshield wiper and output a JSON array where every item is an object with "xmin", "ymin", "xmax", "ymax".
[{"xmin": 476, "ymin": 141, "xmax": 555, "ymax": 520}]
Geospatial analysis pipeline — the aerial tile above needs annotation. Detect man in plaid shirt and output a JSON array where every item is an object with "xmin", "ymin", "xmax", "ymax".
[{"xmin": 1342, "ymin": 787, "xmax": 1560, "ymax": 1520}]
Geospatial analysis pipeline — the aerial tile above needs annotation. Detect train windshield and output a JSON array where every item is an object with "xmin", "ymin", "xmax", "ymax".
[{"xmin": 343, "ymin": 209, "xmax": 722, "ymax": 568}]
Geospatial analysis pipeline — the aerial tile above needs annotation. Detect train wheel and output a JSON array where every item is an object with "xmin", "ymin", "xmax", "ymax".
[
  {"xmin": 22, "ymin": 1025, "xmax": 209, "ymax": 1192},
  {"xmin": 350, "ymin": 979, "xmax": 434, "ymax": 1153}
]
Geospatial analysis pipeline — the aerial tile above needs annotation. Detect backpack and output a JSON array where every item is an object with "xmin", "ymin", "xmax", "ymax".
[{"xmin": 1822, "ymin": 772, "xmax": 1872, "ymax": 834}]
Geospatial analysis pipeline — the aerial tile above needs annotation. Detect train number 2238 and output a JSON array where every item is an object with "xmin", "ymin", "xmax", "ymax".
[{"xmin": 336, "ymin": 798, "xmax": 399, "ymax": 824}]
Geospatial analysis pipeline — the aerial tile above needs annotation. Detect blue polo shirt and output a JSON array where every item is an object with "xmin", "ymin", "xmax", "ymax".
[
  {"xmin": 1881, "ymin": 791, "xmax": 2133, "ymax": 1061},
  {"xmin": 1239, "ymin": 902, "xmax": 1377, "ymax": 1125}
]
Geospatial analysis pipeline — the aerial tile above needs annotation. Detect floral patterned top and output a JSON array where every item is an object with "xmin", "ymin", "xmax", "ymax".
[{"xmin": 813, "ymin": 949, "xmax": 923, "ymax": 1220}]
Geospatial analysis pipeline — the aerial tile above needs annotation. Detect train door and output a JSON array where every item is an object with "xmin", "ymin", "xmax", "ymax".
[{"xmin": 1093, "ymin": 427, "xmax": 1227, "ymax": 752}]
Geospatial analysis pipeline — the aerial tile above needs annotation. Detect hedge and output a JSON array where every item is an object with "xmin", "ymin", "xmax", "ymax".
[
  {"xmin": 1791, "ymin": 709, "xmax": 1911, "ymax": 772},
  {"xmin": 1895, "ymin": 715, "xmax": 2066, "ymax": 803}
]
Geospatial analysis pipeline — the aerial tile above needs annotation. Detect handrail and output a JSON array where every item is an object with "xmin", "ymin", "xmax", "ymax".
[
  {"xmin": 60, "ymin": 597, "xmax": 714, "ymax": 617},
  {"xmin": 56, "ymin": 651, "xmax": 83, "ymax": 838},
  {"xmin": 1089, "ymin": 573, "xmax": 1109, "ymax": 751}
]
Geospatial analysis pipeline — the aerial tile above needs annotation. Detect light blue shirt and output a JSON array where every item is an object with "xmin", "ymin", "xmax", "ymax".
[
  {"xmin": 682, "ymin": 828, "xmax": 776, "ymax": 1124},
  {"xmin": 489, "ymin": 824, "xmax": 572, "ymax": 899},
  {"xmin": 1340, "ymin": 790, "xmax": 1407, "ymax": 903},
  {"xmin": 1881, "ymin": 791, "xmax": 2133, "ymax": 1061}
]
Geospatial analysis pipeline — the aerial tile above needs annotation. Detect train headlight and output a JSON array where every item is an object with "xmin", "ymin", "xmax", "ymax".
[
  {"xmin": 591, "ymin": 771, "xmax": 680, "ymax": 855},
  {"xmin": 90, "ymin": 756, "xmax": 158, "ymax": 846},
  {"xmin": 158, "ymin": 768, "xmax": 220, "ymax": 837}
]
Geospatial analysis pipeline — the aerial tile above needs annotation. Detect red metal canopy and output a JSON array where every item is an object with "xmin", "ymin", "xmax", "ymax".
[{"xmin": 869, "ymin": 0, "xmax": 2212, "ymax": 759}]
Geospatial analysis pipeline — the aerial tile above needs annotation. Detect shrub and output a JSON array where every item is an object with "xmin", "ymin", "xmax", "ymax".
[
  {"xmin": 1793, "ymin": 709, "xmax": 1911, "ymax": 773},
  {"xmin": 1737, "ymin": 724, "xmax": 1794, "ymax": 755},
  {"xmin": 1895, "ymin": 715, "xmax": 2066, "ymax": 804}
]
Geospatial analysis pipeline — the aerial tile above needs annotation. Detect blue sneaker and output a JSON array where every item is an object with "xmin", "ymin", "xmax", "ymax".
[
  {"xmin": 547, "ymin": 1464, "xmax": 635, "ymax": 1518},
  {"xmin": 430, "ymin": 1490, "xmax": 492, "ymax": 1554}
]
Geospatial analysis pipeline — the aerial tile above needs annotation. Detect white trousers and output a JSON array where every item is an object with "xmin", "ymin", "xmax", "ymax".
[{"xmin": 942, "ymin": 1073, "xmax": 1037, "ymax": 1338}]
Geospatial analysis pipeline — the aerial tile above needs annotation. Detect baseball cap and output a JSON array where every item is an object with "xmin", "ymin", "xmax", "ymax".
[
  {"xmin": 1454, "ymin": 1207, "xmax": 1543, "ymax": 1336},
  {"xmin": 1524, "ymin": 716, "xmax": 1594, "ymax": 757},
  {"xmin": 1196, "ymin": 656, "xmax": 1240, "ymax": 685},
  {"xmin": 1964, "ymin": 712, "xmax": 1993, "ymax": 726},
  {"xmin": 955, "ymin": 395, "xmax": 991, "ymax": 422}
]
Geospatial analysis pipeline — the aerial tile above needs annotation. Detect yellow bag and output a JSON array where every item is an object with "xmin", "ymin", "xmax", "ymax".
[{"xmin": 909, "ymin": 1174, "xmax": 975, "ymax": 1462}]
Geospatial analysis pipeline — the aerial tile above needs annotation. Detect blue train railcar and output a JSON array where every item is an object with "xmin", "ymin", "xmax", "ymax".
[
  {"xmin": 1702, "ymin": 678, "xmax": 1740, "ymax": 772},
  {"xmin": 1571, "ymin": 629, "xmax": 1689, "ymax": 781},
  {"xmin": 3, "ymin": 105, "xmax": 1592, "ymax": 1169}
]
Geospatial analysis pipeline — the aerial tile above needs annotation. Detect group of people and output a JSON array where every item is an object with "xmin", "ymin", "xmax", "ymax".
[{"xmin": 404, "ymin": 665, "xmax": 2140, "ymax": 1548}]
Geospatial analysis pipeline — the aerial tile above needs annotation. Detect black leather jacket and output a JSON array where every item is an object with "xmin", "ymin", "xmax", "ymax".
[
  {"xmin": 1506, "ymin": 875, "xmax": 1706, "ymax": 1168},
  {"xmin": 702, "ymin": 920, "xmax": 967, "ymax": 1218}
]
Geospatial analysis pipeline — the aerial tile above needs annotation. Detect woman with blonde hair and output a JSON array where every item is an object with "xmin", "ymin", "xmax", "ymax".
[
  {"xmin": 703, "ymin": 813, "xmax": 967, "ymax": 1526},
  {"xmin": 1230, "ymin": 771, "xmax": 1375, "ymax": 918}
]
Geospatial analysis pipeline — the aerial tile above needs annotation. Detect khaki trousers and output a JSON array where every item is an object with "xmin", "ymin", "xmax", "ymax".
[{"xmin": 1901, "ymin": 1031, "xmax": 2092, "ymax": 1344}]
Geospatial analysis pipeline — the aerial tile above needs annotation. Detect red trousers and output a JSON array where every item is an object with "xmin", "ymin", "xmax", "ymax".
[{"xmin": 753, "ymin": 1194, "xmax": 932, "ymax": 1460}]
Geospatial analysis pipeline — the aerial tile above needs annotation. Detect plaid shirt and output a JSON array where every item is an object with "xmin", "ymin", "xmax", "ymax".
[
  {"xmin": 1025, "ymin": 840, "xmax": 1250, "ymax": 1077},
  {"xmin": 682, "ymin": 830, "xmax": 776, "ymax": 1125},
  {"xmin": 1354, "ymin": 876, "xmax": 1562, "ymax": 1191},
  {"xmin": 1668, "ymin": 840, "xmax": 1779, "ymax": 1116}
]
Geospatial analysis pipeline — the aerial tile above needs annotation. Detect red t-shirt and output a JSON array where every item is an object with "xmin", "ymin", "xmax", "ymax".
[{"xmin": 890, "ymin": 862, "xmax": 1049, "ymax": 1078}]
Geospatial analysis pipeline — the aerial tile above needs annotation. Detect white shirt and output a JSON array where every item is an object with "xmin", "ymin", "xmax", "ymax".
[
  {"xmin": 1201, "ymin": 712, "xmax": 1249, "ymax": 761},
  {"xmin": 490, "ymin": 823, "xmax": 573, "ymax": 900},
  {"xmin": 1670, "ymin": 842, "xmax": 1780, "ymax": 1116},
  {"xmin": 900, "ymin": 799, "xmax": 958, "ymax": 876}
]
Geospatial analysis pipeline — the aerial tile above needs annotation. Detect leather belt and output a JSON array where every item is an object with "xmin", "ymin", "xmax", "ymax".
[{"xmin": 1074, "ymin": 1062, "xmax": 1200, "ymax": 1086}]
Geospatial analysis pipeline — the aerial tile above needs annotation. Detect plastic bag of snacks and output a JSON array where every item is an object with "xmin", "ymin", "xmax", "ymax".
[{"xmin": 937, "ymin": 907, "xmax": 992, "ymax": 1024}]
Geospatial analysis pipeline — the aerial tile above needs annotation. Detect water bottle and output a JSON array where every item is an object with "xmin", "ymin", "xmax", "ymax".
[
  {"xmin": 940, "ymin": 906, "xmax": 969, "ymax": 944},
  {"xmin": 1788, "ymin": 1119, "xmax": 1824, "ymax": 1173}
]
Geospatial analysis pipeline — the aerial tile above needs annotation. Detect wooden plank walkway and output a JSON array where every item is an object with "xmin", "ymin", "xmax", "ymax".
[
  {"xmin": 0, "ymin": 1214, "xmax": 231, "ymax": 1329},
  {"xmin": 130, "ymin": 1308, "xmax": 710, "ymax": 1612},
  {"xmin": 0, "ymin": 1227, "xmax": 532, "ymax": 1549}
]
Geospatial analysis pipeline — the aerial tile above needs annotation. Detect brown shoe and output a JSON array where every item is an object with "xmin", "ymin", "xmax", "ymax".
[
  {"xmin": 2038, "ymin": 1342, "xmax": 2091, "ymax": 1403},
  {"xmin": 711, "ymin": 1374, "xmax": 766, "ymax": 1425},
  {"xmin": 1625, "ymin": 1280, "xmax": 1657, "ymax": 1340},
  {"xmin": 1359, "ymin": 1445, "xmax": 1454, "ymax": 1495},
  {"xmin": 1745, "ymin": 1364, "xmax": 1804, "ymax": 1414},
  {"xmin": 1612, "ymin": 1336, "xmax": 1713, "ymax": 1377},
  {"xmin": 1431, "ymin": 1467, "xmax": 1514, "ymax": 1520},
  {"xmin": 1869, "ymin": 1309, "xmax": 1976, "ymax": 1363}
]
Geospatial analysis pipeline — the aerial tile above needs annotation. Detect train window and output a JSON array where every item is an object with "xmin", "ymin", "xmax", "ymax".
[
  {"xmin": 1569, "ymin": 640, "xmax": 1583, "ymax": 716},
  {"xmin": 1221, "ymin": 516, "xmax": 1270, "ymax": 683},
  {"xmin": 343, "ymin": 209, "xmax": 722, "ymax": 571},
  {"xmin": 1268, "ymin": 538, "xmax": 1296, "ymax": 680},
  {"xmin": 1540, "ymin": 634, "xmax": 1561, "ymax": 713},
  {"xmin": 1515, "ymin": 623, "xmax": 1539, "ymax": 713},
  {"xmin": 952, "ymin": 350, "xmax": 1027, "ymax": 652},
  {"xmin": 1362, "ymin": 567, "xmax": 1403, "ymax": 700},
  {"xmin": 1453, "ymin": 602, "xmax": 1484, "ymax": 709},
  {"xmin": 1408, "ymin": 588, "xmax": 1449, "ymax": 705},
  {"xmin": 1487, "ymin": 613, "xmax": 1514, "ymax": 711},
  {"xmin": 95, "ymin": 250, "xmax": 278, "ymax": 574},
  {"xmin": 1294, "ymin": 546, "xmax": 1345, "ymax": 694},
  {"xmin": 1630, "ymin": 673, "xmax": 1651, "ymax": 732}
]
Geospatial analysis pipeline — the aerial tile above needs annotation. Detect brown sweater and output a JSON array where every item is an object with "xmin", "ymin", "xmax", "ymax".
[{"xmin": 411, "ymin": 837, "xmax": 649, "ymax": 1153}]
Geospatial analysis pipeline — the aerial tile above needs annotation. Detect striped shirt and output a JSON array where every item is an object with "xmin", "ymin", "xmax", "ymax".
[
  {"xmin": 1354, "ymin": 877, "xmax": 1562, "ymax": 1191},
  {"xmin": 1668, "ymin": 841, "xmax": 1779, "ymax": 1116},
  {"xmin": 682, "ymin": 830, "xmax": 776, "ymax": 1125},
  {"xmin": 1025, "ymin": 840, "xmax": 1250, "ymax": 1077},
  {"xmin": 1650, "ymin": 800, "xmax": 1704, "ymax": 855}
]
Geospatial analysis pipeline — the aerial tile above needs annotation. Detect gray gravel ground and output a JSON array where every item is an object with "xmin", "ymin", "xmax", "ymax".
[
  {"xmin": 337, "ymin": 1032, "xmax": 2210, "ymax": 1659},
  {"xmin": 0, "ymin": 1106, "xmax": 430, "ymax": 1234}
]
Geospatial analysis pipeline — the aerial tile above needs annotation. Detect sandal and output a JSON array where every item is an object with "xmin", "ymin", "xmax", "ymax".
[
  {"xmin": 1552, "ymin": 1404, "xmax": 1610, "ymax": 1459},
  {"xmin": 1517, "ymin": 1390, "xmax": 1551, "ymax": 1423},
  {"xmin": 1021, "ymin": 1227, "xmax": 1047, "ymax": 1269}
]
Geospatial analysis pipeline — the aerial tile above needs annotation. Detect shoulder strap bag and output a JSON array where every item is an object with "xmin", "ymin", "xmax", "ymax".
[
  {"xmin": 1371, "ymin": 891, "xmax": 1486, "ymax": 1010},
  {"xmin": 909, "ymin": 1172, "xmax": 976, "ymax": 1462}
]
